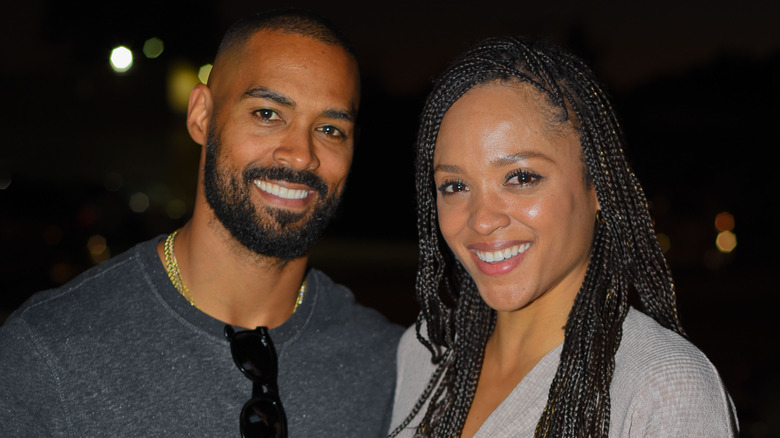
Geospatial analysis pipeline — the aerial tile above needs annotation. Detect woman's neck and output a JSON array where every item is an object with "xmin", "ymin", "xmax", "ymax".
[{"xmin": 460, "ymin": 299, "xmax": 572, "ymax": 438}]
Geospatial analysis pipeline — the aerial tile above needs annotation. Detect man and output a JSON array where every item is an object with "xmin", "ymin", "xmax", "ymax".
[{"xmin": 0, "ymin": 9, "xmax": 403, "ymax": 437}]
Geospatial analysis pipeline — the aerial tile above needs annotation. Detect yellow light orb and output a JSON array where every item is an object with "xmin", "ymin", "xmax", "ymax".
[{"xmin": 716, "ymin": 230, "xmax": 737, "ymax": 253}]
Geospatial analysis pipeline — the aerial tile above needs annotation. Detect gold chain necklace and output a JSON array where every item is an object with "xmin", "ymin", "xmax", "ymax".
[
  {"xmin": 163, "ymin": 230, "xmax": 307, "ymax": 312},
  {"xmin": 164, "ymin": 230, "xmax": 198, "ymax": 308}
]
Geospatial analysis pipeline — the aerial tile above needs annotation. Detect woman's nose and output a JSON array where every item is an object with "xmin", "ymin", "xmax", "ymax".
[{"xmin": 466, "ymin": 191, "xmax": 511, "ymax": 235}]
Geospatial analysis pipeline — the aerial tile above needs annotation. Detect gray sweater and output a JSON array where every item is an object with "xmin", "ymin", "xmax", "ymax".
[
  {"xmin": 390, "ymin": 308, "xmax": 738, "ymax": 437},
  {"xmin": 0, "ymin": 236, "xmax": 403, "ymax": 437}
]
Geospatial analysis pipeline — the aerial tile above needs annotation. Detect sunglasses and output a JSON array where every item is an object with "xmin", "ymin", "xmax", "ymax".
[{"xmin": 224, "ymin": 325, "xmax": 288, "ymax": 438}]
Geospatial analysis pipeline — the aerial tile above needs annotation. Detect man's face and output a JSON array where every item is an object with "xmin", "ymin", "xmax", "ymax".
[{"xmin": 203, "ymin": 30, "xmax": 360, "ymax": 260}]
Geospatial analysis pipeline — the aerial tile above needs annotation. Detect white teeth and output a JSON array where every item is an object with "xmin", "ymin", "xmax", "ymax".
[
  {"xmin": 476, "ymin": 243, "xmax": 530, "ymax": 263},
  {"xmin": 254, "ymin": 180, "xmax": 309, "ymax": 200}
]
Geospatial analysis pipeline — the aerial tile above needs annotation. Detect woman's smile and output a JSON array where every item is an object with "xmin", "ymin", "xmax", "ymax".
[{"xmin": 473, "ymin": 242, "xmax": 531, "ymax": 263}]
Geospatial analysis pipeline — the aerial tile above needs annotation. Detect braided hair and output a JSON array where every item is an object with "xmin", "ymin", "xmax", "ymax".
[{"xmin": 389, "ymin": 36, "xmax": 685, "ymax": 438}]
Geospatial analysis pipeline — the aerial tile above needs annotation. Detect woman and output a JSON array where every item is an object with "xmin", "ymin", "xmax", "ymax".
[{"xmin": 388, "ymin": 37, "xmax": 738, "ymax": 437}]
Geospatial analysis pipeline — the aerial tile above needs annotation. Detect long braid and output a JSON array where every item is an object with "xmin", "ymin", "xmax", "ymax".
[{"xmin": 391, "ymin": 36, "xmax": 682, "ymax": 438}]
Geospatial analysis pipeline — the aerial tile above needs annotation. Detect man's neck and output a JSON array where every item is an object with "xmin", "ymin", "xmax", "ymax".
[{"xmin": 157, "ymin": 220, "xmax": 309, "ymax": 329}]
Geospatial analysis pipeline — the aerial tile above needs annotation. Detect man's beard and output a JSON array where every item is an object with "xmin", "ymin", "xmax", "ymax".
[{"xmin": 203, "ymin": 129, "xmax": 344, "ymax": 261}]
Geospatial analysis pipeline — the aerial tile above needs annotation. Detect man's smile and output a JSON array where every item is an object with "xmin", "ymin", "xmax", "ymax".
[{"xmin": 253, "ymin": 179, "xmax": 312, "ymax": 200}]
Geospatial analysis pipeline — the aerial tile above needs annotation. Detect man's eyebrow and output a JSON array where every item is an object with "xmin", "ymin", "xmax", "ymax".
[
  {"xmin": 322, "ymin": 109, "xmax": 355, "ymax": 123},
  {"xmin": 242, "ymin": 87, "xmax": 295, "ymax": 107},
  {"xmin": 242, "ymin": 87, "xmax": 355, "ymax": 123}
]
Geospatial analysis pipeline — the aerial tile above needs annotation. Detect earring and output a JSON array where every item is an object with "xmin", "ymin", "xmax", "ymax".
[{"xmin": 596, "ymin": 209, "xmax": 607, "ymax": 224}]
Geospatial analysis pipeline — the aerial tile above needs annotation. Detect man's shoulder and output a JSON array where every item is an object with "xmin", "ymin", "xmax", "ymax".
[
  {"xmin": 3, "ymin": 237, "xmax": 159, "ymax": 332},
  {"xmin": 307, "ymin": 268, "xmax": 404, "ymax": 341}
]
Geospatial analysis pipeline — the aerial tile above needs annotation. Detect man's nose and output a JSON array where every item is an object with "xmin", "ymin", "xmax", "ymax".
[{"xmin": 272, "ymin": 128, "xmax": 320, "ymax": 171}]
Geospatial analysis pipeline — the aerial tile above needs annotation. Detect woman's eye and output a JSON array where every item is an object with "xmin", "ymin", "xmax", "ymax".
[
  {"xmin": 507, "ymin": 170, "xmax": 542, "ymax": 186},
  {"xmin": 437, "ymin": 180, "xmax": 469, "ymax": 194},
  {"xmin": 317, "ymin": 125, "xmax": 345, "ymax": 139},
  {"xmin": 255, "ymin": 109, "xmax": 281, "ymax": 121}
]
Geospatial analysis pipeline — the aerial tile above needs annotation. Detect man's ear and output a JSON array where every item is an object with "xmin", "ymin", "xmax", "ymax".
[{"xmin": 187, "ymin": 83, "xmax": 212, "ymax": 146}]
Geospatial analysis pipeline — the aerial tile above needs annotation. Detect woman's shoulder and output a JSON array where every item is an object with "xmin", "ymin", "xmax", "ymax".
[
  {"xmin": 617, "ymin": 308, "xmax": 718, "ymax": 378},
  {"xmin": 396, "ymin": 322, "xmax": 436, "ymax": 369},
  {"xmin": 390, "ymin": 322, "xmax": 441, "ymax": 436},
  {"xmin": 610, "ymin": 308, "xmax": 739, "ymax": 437}
]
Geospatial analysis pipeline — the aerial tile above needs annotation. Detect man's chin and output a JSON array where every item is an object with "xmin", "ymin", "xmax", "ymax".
[{"xmin": 264, "ymin": 207, "xmax": 310, "ymax": 229}]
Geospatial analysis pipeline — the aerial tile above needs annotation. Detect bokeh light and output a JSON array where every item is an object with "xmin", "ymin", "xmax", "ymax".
[
  {"xmin": 198, "ymin": 64, "xmax": 212, "ymax": 84},
  {"xmin": 166, "ymin": 199, "xmax": 187, "ymax": 219},
  {"xmin": 716, "ymin": 230, "xmax": 737, "ymax": 253},
  {"xmin": 49, "ymin": 262, "xmax": 75, "ymax": 284},
  {"xmin": 87, "ymin": 235, "xmax": 106, "ymax": 255},
  {"xmin": 167, "ymin": 61, "xmax": 200, "ymax": 113},
  {"xmin": 110, "ymin": 46, "xmax": 133, "ymax": 73},
  {"xmin": 143, "ymin": 37, "xmax": 164, "ymax": 59},
  {"xmin": 76, "ymin": 206, "xmax": 98, "ymax": 227},
  {"xmin": 715, "ymin": 211, "xmax": 735, "ymax": 232},
  {"xmin": 0, "ymin": 173, "xmax": 11, "ymax": 190},
  {"xmin": 87, "ymin": 235, "xmax": 111, "ymax": 264},
  {"xmin": 656, "ymin": 232, "xmax": 671, "ymax": 253},
  {"xmin": 129, "ymin": 192, "xmax": 150, "ymax": 213}
]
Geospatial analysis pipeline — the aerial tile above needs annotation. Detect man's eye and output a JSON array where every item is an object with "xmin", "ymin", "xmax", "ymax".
[
  {"xmin": 255, "ymin": 109, "xmax": 281, "ymax": 121},
  {"xmin": 317, "ymin": 125, "xmax": 345, "ymax": 138}
]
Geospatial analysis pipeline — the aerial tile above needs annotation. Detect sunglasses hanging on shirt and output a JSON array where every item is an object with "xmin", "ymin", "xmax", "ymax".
[{"xmin": 224, "ymin": 325, "xmax": 288, "ymax": 438}]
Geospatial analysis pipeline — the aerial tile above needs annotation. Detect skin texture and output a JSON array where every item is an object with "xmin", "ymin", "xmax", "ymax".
[
  {"xmin": 432, "ymin": 81, "xmax": 599, "ymax": 436},
  {"xmin": 157, "ymin": 30, "xmax": 360, "ymax": 329}
]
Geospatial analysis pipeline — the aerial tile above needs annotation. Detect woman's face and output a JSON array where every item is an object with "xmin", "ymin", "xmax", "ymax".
[{"xmin": 433, "ymin": 82, "xmax": 599, "ymax": 314}]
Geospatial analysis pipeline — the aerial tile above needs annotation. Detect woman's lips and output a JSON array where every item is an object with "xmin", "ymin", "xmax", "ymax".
[
  {"xmin": 474, "ymin": 243, "xmax": 531, "ymax": 263},
  {"xmin": 468, "ymin": 241, "xmax": 531, "ymax": 275}
]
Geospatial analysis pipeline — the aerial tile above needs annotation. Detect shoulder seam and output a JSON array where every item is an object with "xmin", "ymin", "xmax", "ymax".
[
  {"xmin": 17, "ymin": 254, "xmax": 139, "ymax": 319},
  {"xmin": 19, "ymin": 317, "xmax": 75, "ymax": 435}
]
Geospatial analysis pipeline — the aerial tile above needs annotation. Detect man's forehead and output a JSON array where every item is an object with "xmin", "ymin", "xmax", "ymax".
[
  {"xmin": 208, "ymin": 30, "xmax": 359, "ymax": 115},
  {"xmin": 236, "ymin": 30, "xmax": 351, "ymax": 65},
  {"xmin": 213, "ymin": 30, "xmax": 356, "ymax": 84}
]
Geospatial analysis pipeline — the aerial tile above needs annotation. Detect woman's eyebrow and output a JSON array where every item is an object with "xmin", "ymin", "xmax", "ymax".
[
  {"xmin": 434, "ymin": 152, "xmax": 554, "ymax": 174},
  {"xmin": 490, "ymin": 151, "xmax": 553, "ymax": 167},
  {"xmin": 433, "ymin": 163, "xmax": 461, "ymax": 174}
]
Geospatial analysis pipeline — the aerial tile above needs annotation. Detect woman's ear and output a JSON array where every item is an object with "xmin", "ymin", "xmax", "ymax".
[{"xmin": 186, "ymin": 83, "xmax": 212, "ymax": 146}]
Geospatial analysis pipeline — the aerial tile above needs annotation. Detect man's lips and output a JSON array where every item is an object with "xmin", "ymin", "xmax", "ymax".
[{"xmin": 253, "ymin": 179, "xmax": 312, "ymax": 200}]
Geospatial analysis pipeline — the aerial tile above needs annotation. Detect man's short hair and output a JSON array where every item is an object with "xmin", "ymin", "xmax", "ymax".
[{"xmin": 217, "ymin": 8, "xmax": 356, "ymax": 59}]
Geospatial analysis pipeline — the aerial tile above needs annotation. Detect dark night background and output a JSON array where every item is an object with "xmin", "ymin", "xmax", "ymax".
[{"xmin": 1, "ymin": 1, "xmax": 779, "ymax": 436}]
